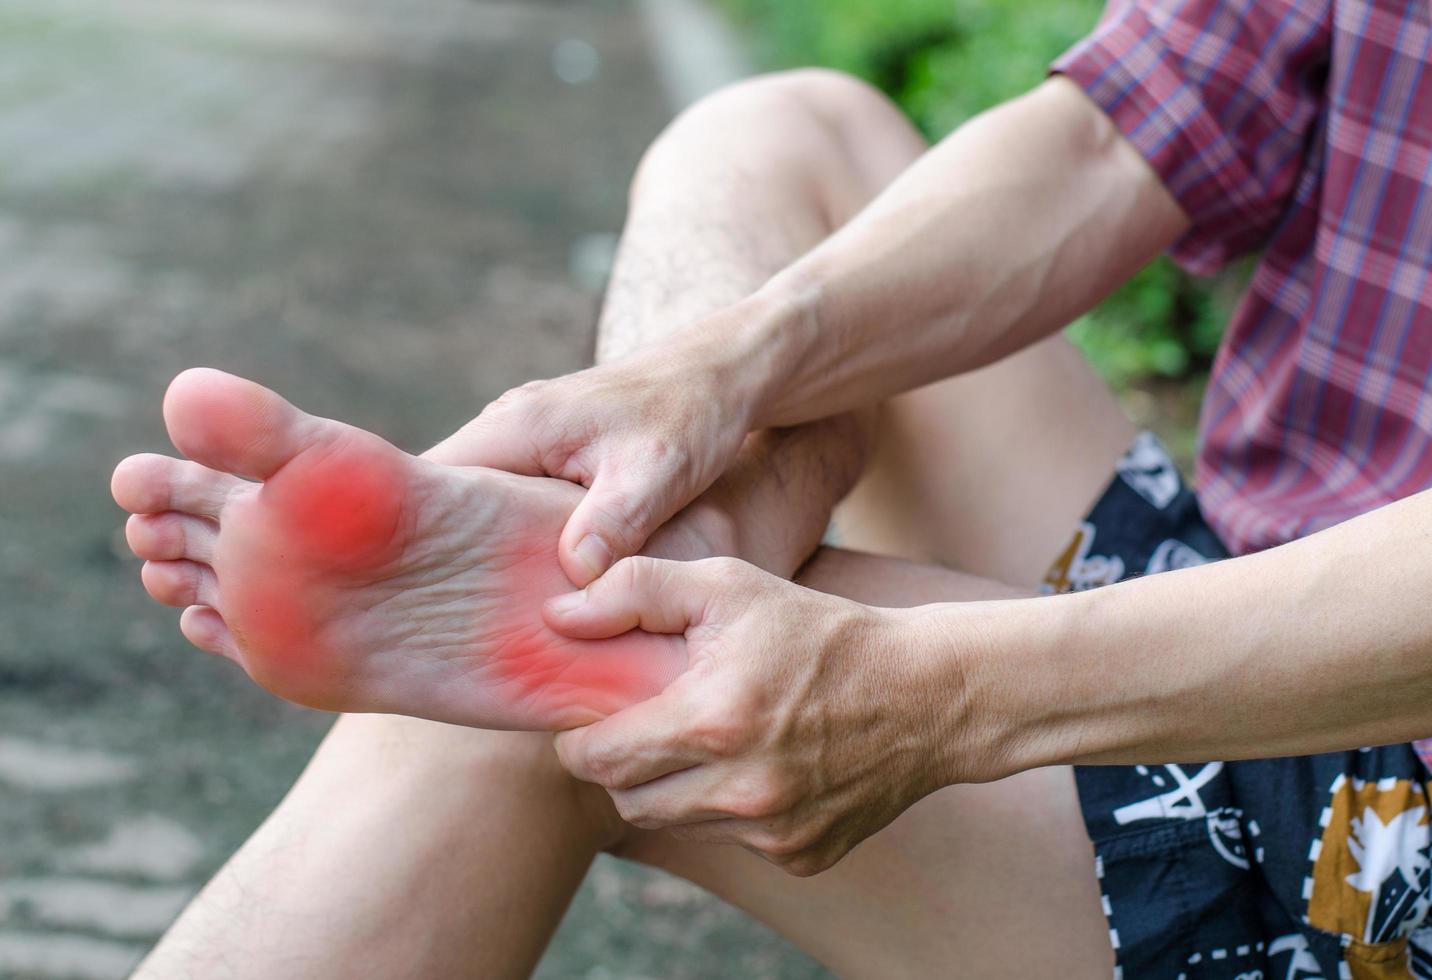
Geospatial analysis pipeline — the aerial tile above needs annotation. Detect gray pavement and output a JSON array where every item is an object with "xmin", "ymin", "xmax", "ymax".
[{"xmin": 0, "ymin": 1, "xmax": 827, "ymax": 976}]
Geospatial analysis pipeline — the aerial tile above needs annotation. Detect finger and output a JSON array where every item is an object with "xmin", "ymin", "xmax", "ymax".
[
  {"xmin": 422, "ymin": 417, "xmax": 538, "ymax": 470},
  {"xmin": 664, "ymin": 817, "xmax": 772, "ymax": 849},
  {"xmin": 542, "ymin": 556, "xmax": 709, "ymax": 640},
  {"xmin": 665, "ymin": 819, "xmax": 833, "ymax": 876},
  {"xmin": 554, "ymin": 683, "xmax": 708, "ymax": 788},
  {"xmin": 558, "ymin": 466, "xmax": 696, "ymax": 586},
  {"xmin": 420, "ymin": 385, "xmax": 556, "ymax": 471},
  {"xmin": 611, "ymin": 761, "xmax": 800, "ymax": 828},
  {"xmin": 608, "ymin": 767, "xmax": 744, "ymax": 828}
]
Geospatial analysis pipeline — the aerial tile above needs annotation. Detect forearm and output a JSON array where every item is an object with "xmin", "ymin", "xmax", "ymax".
[
  {"xmin": 598, "ymin": 249, "xmax": 877, "ymax": 580},
  {"xmin": 931, "ymin": 489, "xmax": 1432, "ymax": 780},
  {"xmin": 705, "ymin": 77, "xmax": 1188, "ymax": 429}
]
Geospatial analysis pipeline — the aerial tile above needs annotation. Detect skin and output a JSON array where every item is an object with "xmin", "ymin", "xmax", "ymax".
[
  {"xmin": 446, "ymin": 74, "xmax": 1188, "ymax": 877},
  {"xmin": 521, "ymin": 73, "xmax": 1432, "ymax": 878},
  {"xmin": 112, "ymin": 368, "xmax": 688, "ymax": 730},
  {"xmin": 124, "ymin": 69, "xmax": 1153, "ymax": 977},
  {"xmin": 547, "ymin": 485, "xmax": 1432, "ymax": 875},
  {"xmin": 548, "ymin": 557, "xmax": 954, "ymax": 876},
  {"xmin": 473, "ymin": 76, "xmax": 1182, "ymax": 585}
]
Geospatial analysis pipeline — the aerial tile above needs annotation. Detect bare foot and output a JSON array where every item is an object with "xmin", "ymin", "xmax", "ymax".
[{"xmin": 110, "ymin": 369, "xmax": 687, "ymax": 731}]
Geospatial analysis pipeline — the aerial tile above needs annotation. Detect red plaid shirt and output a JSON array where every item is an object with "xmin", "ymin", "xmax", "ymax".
[
  {"xmin": 1054, "ymin": 0, "xmax": 1432, "ymax": 761},
  {"xmin": 1056, "ymin": 0, "xmax": 1432, "ymax": 553}
]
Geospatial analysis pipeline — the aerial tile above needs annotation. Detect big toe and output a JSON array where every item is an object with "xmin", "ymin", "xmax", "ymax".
[
  {"xmin": 166, "ymin": 368, "xmax": 413, "ymax": 567},
  {"xmin": 163, "ymin": 368, "xmax": 317, "ymax": 480}
]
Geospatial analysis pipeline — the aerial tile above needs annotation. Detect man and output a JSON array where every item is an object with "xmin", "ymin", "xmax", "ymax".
[{"xmin": 113, "ymin": 0, "xmax": 1432, "ymax": 975}]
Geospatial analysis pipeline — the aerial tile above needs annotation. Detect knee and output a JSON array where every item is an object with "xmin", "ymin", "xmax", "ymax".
[
  {"xmin": 655, "ymin": 68, "xmax": 901, "ymax": 153},
  {"xmin": 632, "ymin": 69, "xmax": 917, "ymax": 204},
  {"xmin": 753, "ymin": 68, "xmax": 906, "ymax": 134}
]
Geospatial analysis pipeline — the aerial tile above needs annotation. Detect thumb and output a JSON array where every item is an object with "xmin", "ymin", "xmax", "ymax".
[
  {"xmin": 559, "ymin": 469, "xmax": 691, "ymax": 586},
  {"xmin": 421, "ymin": 412, "xmax": 542, "ymax": 470},
  {"xmin": 543, "ymin": 556, "xmax": 710, "ymax": 639}
]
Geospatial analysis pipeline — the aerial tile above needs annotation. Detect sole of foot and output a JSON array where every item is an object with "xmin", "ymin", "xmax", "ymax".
[{"xmin": 111, "ymin": 368, "xmax": 687, "ymax": 731}]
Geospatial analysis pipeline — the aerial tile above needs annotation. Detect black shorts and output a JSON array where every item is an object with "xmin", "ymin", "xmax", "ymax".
[{"xmin": 1045, "ymin": 433, "xmax": 1432, "ymax": 979}]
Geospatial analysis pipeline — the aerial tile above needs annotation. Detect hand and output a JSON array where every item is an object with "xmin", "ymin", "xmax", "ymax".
[
  {"xmin": 422, "ymin": 391, "xmax": 813, "ymax": 577},
  {"xmin": 543, "ymin": 557, "xmax": 969, "ymax": 876},
  {"xmin": 426, "ymin": 342, "xmax": 757, "ymax": 587}
]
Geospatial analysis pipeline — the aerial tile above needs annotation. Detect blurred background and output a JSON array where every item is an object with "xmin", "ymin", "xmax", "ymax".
[{"xmin": 0, "ymin": 1, "xmax": 1225, "ymax": 977}]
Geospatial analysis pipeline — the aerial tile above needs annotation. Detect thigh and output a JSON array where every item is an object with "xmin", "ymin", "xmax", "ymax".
[
  {"xmin": 616, "ymin": 330, "xmax": 1132, "ymax": 977},
  {"xmin": 836, "ymin": 333, "xmax": 1137, "ymax": 589},
  {"xmin": 620, "ymin": 766, "xmax": 1114, "ymax": 979},
  {"xmin": 137, "ymin": 714, "xmax": 615, "ymax": 980}
]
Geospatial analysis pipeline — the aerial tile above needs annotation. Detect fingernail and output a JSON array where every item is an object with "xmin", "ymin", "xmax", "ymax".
[
  {"xmin": 574, "ymin": 534, "xmax": 612, "ymax": 578},
  {"xmin": 548, "ymin": 591, "xmax": 587, "ymax": 615}
]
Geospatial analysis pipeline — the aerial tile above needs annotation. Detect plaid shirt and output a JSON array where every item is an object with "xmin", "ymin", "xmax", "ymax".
[
  {"xmin": 1053, "ymin": 1, "xmax": 1432, "ymax": 763},
  {"xmin": 1056, "ymin": 0, "xmax": 1432, "ymax": 552}
]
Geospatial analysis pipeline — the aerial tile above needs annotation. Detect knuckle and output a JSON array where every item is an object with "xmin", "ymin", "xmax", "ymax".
[
  {"xmin": 477, "ymin": 380, "xmax": 568, "ymax": 438},
  {"xmin": 778, "ymin": 852, "xmax": 832, "ymax": 878},
  {"xmin": 572, "ymin": 739, "xmax": 624, "ymax": 788},
  {"xmin": 761, "ymin": 820, "xmax": 822, "ymax": 858},
  {"xmin": 612, "ymin": 798, "xmax": 652, "ymax": 827},
  {"xmin": 721, "ymin": 682, "xmax": 764, "ymax": 723},
  {"xmin": 723, "ymin": 781, "xmax": 793, "ymax": 820},
  {"xmin": 684, "ymin": 710, "xmax": 749, "ymax": 757},
  {"xmin": 480, "ymin": 384, "xmax": 538, "ymax": 419},
  {"xmin": 699, "ymin": 555, "xmax": 751, "ymax": 585},
  {"xmin": 610, "ymin": 555, "xmax": 660, "ymax": 594},
  {"xmin": 588, "ymin": 488, "xmax": 655, "ymax": 542},
  {"xmin": 630, "ymin": 435, "xmax": 695, "ymax": 481},
  {"xmin": 582, "ymin": 755, "xmax": 615, "ymax": 787},
  {"xmin": 760, "ymin": 836, "xmax": 804, "ymax": 860}
]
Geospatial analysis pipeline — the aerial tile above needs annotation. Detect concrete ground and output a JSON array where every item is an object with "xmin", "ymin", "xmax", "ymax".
[{"xmin": 0, "ymin": 1, "xmax": 827, "ymax": 976}]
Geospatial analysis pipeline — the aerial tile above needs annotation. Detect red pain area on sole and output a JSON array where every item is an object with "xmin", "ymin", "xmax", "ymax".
[
  {"xmin": 261, "ymin": 441, "xmax": 407, "ymax": 568},
  {"xmin": 475, "ymin": 543, "xmax": 690, "ymax": 726},
  {"xmin": 223, "ymin": 575, "xmax": 339, "ymax": 707},
  {"xmin": 490, "ymin": 625, "xmax": 687, "ymax": 725},
  {"xmin": 220, "ymin": 458, "xmax": 685, "ymax": 725}
]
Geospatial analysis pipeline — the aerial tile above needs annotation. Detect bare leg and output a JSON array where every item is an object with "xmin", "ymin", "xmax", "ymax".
[
  {"xmin": 137, "ymin": 718, "xmax": 613, "ymax": 979},
  {"xmin": 595, "ymin": 70, "xmax": 1123, "ymax": 977},
  {"xmin": 619, "ymin": 548, "xmax": 1114, "ymax": 978},
  {"xmin": 139, "ymin": 70, "xmax": 1125, "ymax": 978},
  {"xmin": 603, "ymin": 68, "xmax": 1133, "ymax": 588},
  {"xmin": 135, "ymin": 73, "xmax": 899, "ymax": 980}
]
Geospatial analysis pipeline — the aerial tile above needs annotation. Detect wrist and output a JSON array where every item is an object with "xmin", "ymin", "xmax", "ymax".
[
  {"xmin": 893, "ymin": 593, "xmax": 1097, "ymax": 786},
  {"xmin": 666, "ymin": 272, "xmax": 818, "ymax": 433}
]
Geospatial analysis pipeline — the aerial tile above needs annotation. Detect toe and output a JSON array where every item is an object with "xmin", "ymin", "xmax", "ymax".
[
  {"xmin": 126, "ymin": 512, "xmax": 217, "ymax": 563},
  {"xmin": 141, "ymin": 559, "xmax": 220, "ymax": 608},
  {"xmin": 112, "ymin": 454, "xmax": 241, "ymax": 517},
  {"xmin": 180, "ymin": 605, "xmax": 240, "ymax": 661},
  {"xmin": 163, "ymin": 368, "xmax": 323, "ymax": 480}
]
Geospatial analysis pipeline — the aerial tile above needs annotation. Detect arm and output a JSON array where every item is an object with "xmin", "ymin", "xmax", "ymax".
[
  {"xmin": 952, "ymin": 487, "xmax": 1432, "ymax": 771},
  {"xmin": 545, "ymin": 490, "xmax": 1432, "ymax": 875},
  {"xmin": 458, "ymin": 76, "xmax": 1186, "ymax": 582},
  {"xmin": 728, "ymin": 76, "xmax": 1189, "ymax": 428}
]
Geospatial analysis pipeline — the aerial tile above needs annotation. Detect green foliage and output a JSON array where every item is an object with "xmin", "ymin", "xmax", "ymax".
[
  {"xmin": 716, "ymin": 0, "xmax": 1231, "ymax": 387},
  {"xmin": 1067, "ymin": 260, "xmax": 1229, "ymax": 387}
]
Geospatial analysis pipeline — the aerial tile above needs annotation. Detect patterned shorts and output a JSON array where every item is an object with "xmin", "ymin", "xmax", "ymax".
[{"xmin": 1044, "ymin": 433, "xmax": 1432, "ymax": 979}]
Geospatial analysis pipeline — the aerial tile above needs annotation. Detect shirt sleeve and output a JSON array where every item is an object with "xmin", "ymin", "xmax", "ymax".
[{"xmin": 1051, "ymin": 0, "xmax": 1331, "ymax": 275}]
